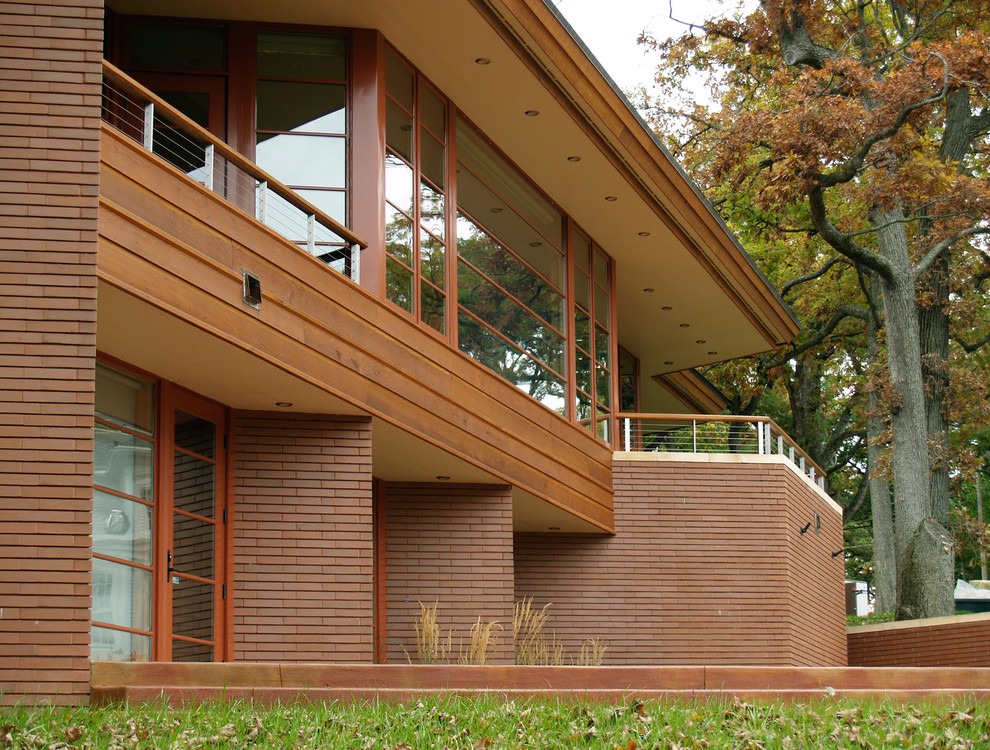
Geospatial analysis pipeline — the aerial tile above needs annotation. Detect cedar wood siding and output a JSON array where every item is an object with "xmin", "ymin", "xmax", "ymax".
[{"xmin": 0, "ymin": 0, "xmax": 103, "ymax": 706}]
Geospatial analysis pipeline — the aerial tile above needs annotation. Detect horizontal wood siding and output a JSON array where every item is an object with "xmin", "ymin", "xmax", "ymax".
[
  {"xmin": 848, "ymin": 615, "xmax": 990, "ymax": 667},
  {"xmin": 514, "ymin": 459, "xmax": 846, "ymax": 666},
  {"xmin": 233, "ymin": 412, "xmax": 374, "ymax": 662},
  {"xmin": 384, "ymin": 483, "xmax": 514, "ymax": 665},
  {"xmin": 97, "ymin": 129, "xmax": 613, "ymax": 530},
  {"xmin": 0, "ymin": 0, "xmax": 103, "ymax": 706}
]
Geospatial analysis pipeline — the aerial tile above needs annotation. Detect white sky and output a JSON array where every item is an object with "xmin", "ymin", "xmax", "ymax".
[{"xmin": 551, "ymin": 0, "xmax": 737, "ymax": 93}]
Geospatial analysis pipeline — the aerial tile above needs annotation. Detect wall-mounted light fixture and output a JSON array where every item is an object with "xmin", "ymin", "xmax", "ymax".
[
  {"xmin": 832, "ymin": 549, "xmax": 844, "ymax": 558},
  {"xmin": 800, "ymin": 522, "xmax": 811, "ymax": 534}
]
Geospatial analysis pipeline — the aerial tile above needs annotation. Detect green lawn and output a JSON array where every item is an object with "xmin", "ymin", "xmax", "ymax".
[{"xmin": 2, "ymin": 696, "xmax": 988, "ymax": 749}]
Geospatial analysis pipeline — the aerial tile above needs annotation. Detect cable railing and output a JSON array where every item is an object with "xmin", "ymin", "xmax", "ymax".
[
  {"xmin": 617, "ymin": 413, "xmax": 827, "ymax": 492},
  {"xmin": 100, "ymin": 60, "xmax": 366, "ymax": 281}
]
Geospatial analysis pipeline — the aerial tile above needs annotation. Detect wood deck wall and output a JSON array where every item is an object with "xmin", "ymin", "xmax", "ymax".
[
  {"xmin": 97, "ymin": 127, "xmax": 613, "ymax": 531},
  {"xmin": 0, "ymin": 0, "xmax": 103, "ymax": 707}
]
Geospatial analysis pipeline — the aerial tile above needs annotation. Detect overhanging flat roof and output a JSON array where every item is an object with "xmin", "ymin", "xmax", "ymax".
[{"xmin": 107, "ymin": 0, "xmax": 798, "ymax": 411}]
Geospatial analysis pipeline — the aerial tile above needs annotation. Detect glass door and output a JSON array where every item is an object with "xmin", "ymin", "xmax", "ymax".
[{"xmin": 162, "ymin": 387, "xmax": 226, "ymax": 661}]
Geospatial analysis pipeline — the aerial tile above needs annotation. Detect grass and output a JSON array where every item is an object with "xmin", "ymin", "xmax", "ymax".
[{"xmin": 2, "ymin": 696, "xmax": 989, "ymax": 749}]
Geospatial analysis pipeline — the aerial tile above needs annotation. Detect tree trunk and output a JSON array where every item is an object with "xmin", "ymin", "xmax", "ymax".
[
  {"xmin": 871, "ymin": 204, "xmax": 954, "ymax": 619},
  {"xmin": 919, "ymin": 251, "xmax": 951, "ymax": 527},
  {"xmin": 866, "ymin": 304, "xmax": 897, "ymax": 613}
]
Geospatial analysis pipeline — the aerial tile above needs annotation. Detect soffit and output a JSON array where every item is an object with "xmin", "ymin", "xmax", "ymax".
[{"xmin": 107, "ymin": 0, "xmax": 796, "ymax": 409}]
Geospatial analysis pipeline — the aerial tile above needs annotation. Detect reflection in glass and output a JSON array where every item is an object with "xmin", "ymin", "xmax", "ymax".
[
  {"xmin": 173, "ymin": 640, "xmax": 214, "ymax": 662},
  {"xmin": 173, "ymin": 451, "xmax": 215, "ymax": 519},
  {"xmin": 420, "ymin": 230, "xmax": 445, "ymax": 286},
  {"xmin": 91, "ymin": 625, "xmax": 152, "ymax": 662},
  {"xmin": 595, "ymin": 284, "xmax": 610, "ymax": 327},
  {"xmin": 386, "ymin": 203, "xmax": 414, "ymax": 266},
  {"xmin": 596, "ymin": 365, "xmax": 611, "ymax": 409},
  {"xmin": 173, "ymin": 513, "xmax": 215, "ymax": 580},
  {"xmin": 456, "ymin": 118, "xmax": 563, "ymax": 251},
  {"xmin": 458, "ymin": 310, "xmax": 566, "ymax": 415},
  {"xmin": 420, "ymin": 180, "xmax": 445, "ymax": 239},
  {"xmin": 421, "ymin": 130, "xmax": 445, "ymax": 189},
  {"xmin": 456, "ymin": 214, "xmax": 563, "ymax": 332},
  {"xmin": 296, "ymin": 189, "xmax": 346, "ymax": 226},
  {"xmin": 421, "ymin": 282, "xmax": 446, "ymax": 334},
  {"xmin": 130, "ymin": 23, "xmax": 224, "ymax": 70},
  {"xmin": 94, "ymin": 490, "xmax": 153, "ymax": 566},
  {"xmin": 387, "ymin": 257, "xmax": 414, "ymax": 314},
  {"xmin": 385, "ymin": 50, "xmax": 414, "ymax": 111},
  {"xmin": 385, "ymin": 152, "xmax": 414, "ymax": 215},
  {"xmin": 95, "ymin": 362, "xmax": 154, "ymax": 434},
  {"xmin": 256, "ymin": 81, "xmax": 346, "ymax": 134},
  {"xmin": 456, "ymin": 167, "xmax": 563, "ymax": 289},
  {"xmin": 595, "ymin": 325, "xmax": 611, "ymax": 369},
  {"xmin": 174, "ymin": 411, "xmax": 214, "ymax": 458},
  {"xmin": 574, "ymin": 270, "xmax": 590, "ymax": 312},
  {"xmin": 258, "ymin": 31, "xmax": 345, "ymax": 80},
  {"xmin": 420, "ymin": 85, "xmax": 445, "ymax": 139},
  {"xmin": 172, "ymin": 577, "xmax": 214, "ymax": 643},
  {"xmin": 92, "ymin": 557, "xmax": 153, "ymax": 632},
  {"xmin": 458, "ymin": 260, "xmax": 565, "ymax": 376},
  {"xmin": 385, "ymin": 99, "xmax": 413, "ymax": 163},
  {"xmin": 256, "ymin": 134, "xmax": 345, "ymax": 189},
  {"xmin": 94, "ymin": 423, "xmax": 154, "ymax": 501}
]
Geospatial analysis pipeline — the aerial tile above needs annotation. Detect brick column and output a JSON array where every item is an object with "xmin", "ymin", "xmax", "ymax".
[
  {"xmin": 0, "ymin": 0, "xmax": 103, "ymax": 706},
  {"xmin": 233, "ymin": 412, "xmax": 374, "ymax": 661}
]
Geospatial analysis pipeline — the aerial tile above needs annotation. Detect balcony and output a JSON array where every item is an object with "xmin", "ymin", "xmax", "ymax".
[{"xmin": 617, "ymin": 412, "xmax": 828, "ymax": 492}]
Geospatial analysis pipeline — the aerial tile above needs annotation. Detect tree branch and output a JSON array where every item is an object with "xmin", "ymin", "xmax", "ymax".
[
  {"xmin": 808, "ymin": 185, "xmax": 893, "ymax": 277},
  {"xmin": 780, "ymin": 255, "xmax": 850, "ymax": 297}
]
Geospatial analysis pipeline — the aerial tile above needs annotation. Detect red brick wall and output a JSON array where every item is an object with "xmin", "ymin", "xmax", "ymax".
[
  {"xmin": 384, "ymin": 483, "xmax": 514, "ymax": 665},
  {"xmin": 848, "ymin": 614, "xmax": 990, "ymax": 667},
  {"xmin": 233, "ymin": 412, "xmax": 374, "ymax": 662},
  {"xmin": 0, "ymin": 0, "xmax": 103, "ymax": 706},
  {"xmin": 514, "ymin": 457, "xmax": 846, "ymax": 666}
]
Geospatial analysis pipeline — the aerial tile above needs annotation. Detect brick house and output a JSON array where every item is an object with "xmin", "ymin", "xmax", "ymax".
[{"xmin": 1, "ymin": 0, "xmax": 846, "ymax": 705}]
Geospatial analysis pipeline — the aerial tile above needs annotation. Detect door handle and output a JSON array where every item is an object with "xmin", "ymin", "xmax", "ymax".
[{"xmin": 167, "ymin": 550, "xmax": 180, "ymax": 584}]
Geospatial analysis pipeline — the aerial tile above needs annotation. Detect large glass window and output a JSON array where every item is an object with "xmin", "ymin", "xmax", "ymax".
[
  {"xmin": 92, "ymin": 362, "xmax": 157, "ymax": 662},
  {"xmin": 384, "ymin": 50, "xmax": 448, "ymax": 335},
  {"xmin": 456, "ymin": 117, "xmax": 567, "ymax": 415},
  {"xmin": 256, "ymin": 31, "xmax": 349, "ymax": 266},
  {"xmin": 573, "ymin": 230, "xmax": 614, "ymax": 439}
]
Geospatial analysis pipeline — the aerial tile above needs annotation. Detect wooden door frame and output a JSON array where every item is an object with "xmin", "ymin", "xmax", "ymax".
[{"xmin": 152, "ymin": 381, "xmax": 231, "ymax": 662}]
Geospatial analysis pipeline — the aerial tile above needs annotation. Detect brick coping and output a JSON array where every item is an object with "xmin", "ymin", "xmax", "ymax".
[
  {"xmin": 92, "ymin": 663, "xmax": 990, "ymax": 704},
  {"xmin": 614, "ymin": 451, "xmax": 840, "ymax": 513},
  {"xmin": 847, "ymin": 611, "xmax": 990, "ymax": 634}
]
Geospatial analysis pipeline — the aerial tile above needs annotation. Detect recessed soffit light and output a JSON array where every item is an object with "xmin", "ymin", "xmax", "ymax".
[
  {"xmin": 567, "ymin": 156, "xmax": 581, "ymax": 162},
  {"xmin": 604, "ymin": 195, "xmax": 618, "ymax": 202},
  {"xmin": 525, "ymin": 110, "xmax": 540, "ymax": 117},
  {"xmin": 475, "ymin": 57, "xmax": 491, "ymax": 65},
  {"xmin": 643, "ymin": 288, "xmax": 655, "ymax": 293}
]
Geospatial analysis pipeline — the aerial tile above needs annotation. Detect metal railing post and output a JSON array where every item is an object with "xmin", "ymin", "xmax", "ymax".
[
  {"xmin": 624, "ymin": 417, "xmax": 631, "ymax": 452},
  {"xmin": 256, "ymin": 181, "xmax": 268, "ymax": 223},
  {"xmin": 692, "ymin": 419, "xmax": 697, "ymax": 453},
  {"xmin": 307, "ymin": 213, "xmax": 316, "ymax": 255},
  {"xmin": 203, "ymin": 144, "xmax": 215, "ymax": 191},
  {"xmin": 757, "ymin": 421, "xmax": 765, "ymax": 455},
  {"xmin": 142, "ymin": 102, "xmax": 154, "ymax": 150},
  {"xmin": 351, "ymin": 243, "xmax": 361, "ymax": 283}
]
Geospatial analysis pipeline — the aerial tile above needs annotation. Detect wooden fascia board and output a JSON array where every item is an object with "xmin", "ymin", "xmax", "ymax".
[{"xmin": 653, "ymin": 370, "xmax": 729, "ymax": 416}]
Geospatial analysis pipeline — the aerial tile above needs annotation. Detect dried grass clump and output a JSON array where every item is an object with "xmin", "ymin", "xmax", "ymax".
[
  {"xmin": 513, "ymin": 597, "xmax": 564, "ymax": 665},
  {"xmin": 577, "ymin": 637, "xmax": 608, "ymax": 666},
  {"xmin": 458, "ymin": 617, "xmax": 503, "ymax": 665},
  {"xmin": 412, "ymin": 601, "xmax": 450, "ymax": 664}
]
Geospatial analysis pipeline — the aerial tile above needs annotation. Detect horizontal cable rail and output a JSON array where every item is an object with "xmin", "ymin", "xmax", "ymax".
[
  {"xmin": 617, "ymin": 413, "xmax": 827, "ymax": 492},
  {"xmin": 100, "ymin": 60, "xmax": 367, "ymax": 282}
]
